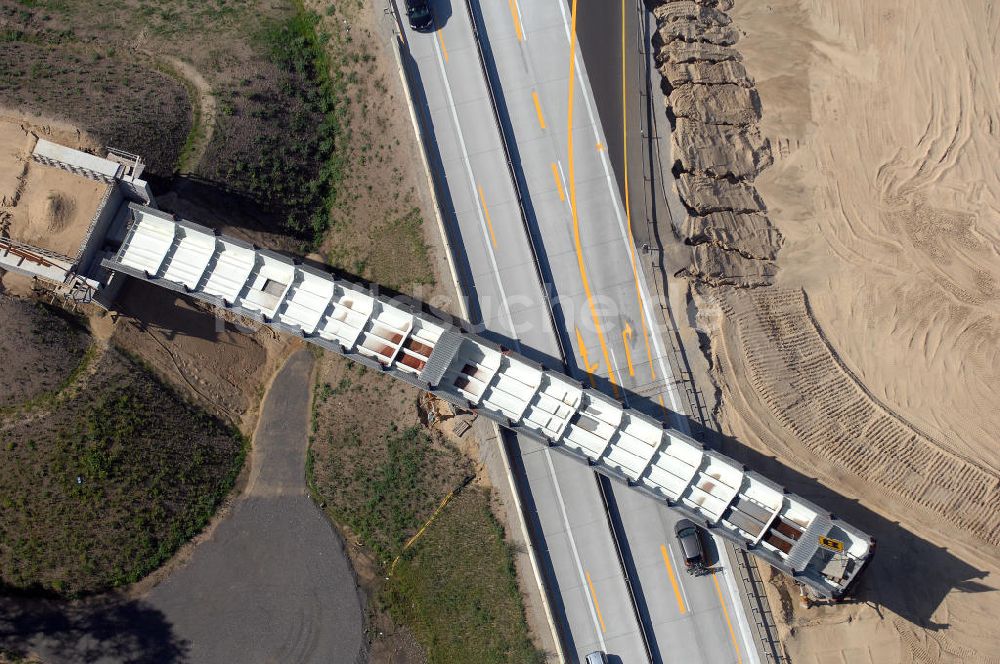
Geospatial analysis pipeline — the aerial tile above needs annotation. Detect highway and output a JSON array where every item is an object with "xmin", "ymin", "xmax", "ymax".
[
  {"xmin": 398, "ymin": 5, "xmax": 649, "ymax": 662},
  {"xmin": 468, "ymin": 0, "xmax": 756, "ymax": 662},
  {"xmin": 398, "ymin": 0, "xmax": 759, "ymax": 662}
]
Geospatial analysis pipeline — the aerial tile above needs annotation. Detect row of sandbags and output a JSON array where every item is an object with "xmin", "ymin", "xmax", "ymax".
[{"xmin": 652, "ymin": 0, "xmax": 781, "ymax": 286}]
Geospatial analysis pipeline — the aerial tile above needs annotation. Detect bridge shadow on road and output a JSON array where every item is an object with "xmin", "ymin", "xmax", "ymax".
[
  {"xmin": 687, "ymin": 416, "xmax": 995, "ymax": 632},
  {"xmin": 513, "ymin": 395, "xmax": 994, "ymax": 662}
]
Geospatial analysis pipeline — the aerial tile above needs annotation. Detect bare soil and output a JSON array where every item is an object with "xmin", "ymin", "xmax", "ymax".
[
  {"xmin": 655, "ymin": 0, "xmax": 1000, "ymax": 661},
  {"xmin": 0, "ymin": 295, "xmax": 89, "ymax": 409},
  {"xmin": 0, "ymin": 40, "xmax": 192, "ymax": 175},
  {"xmin": 306, "ymin": 0, "xmax": 438, "ymax": 294},
  {"xmin": 108, "ymin": 278, "xmax": 295, "ymax": 434},
  {"xmin": 0, "ymin": 121, "xmax": 32, "ymax": 206},
  {"xmin": 0, "ymin": 116, "xmax": 110, "ymax": 261},
  {"xmin": 8, "ymin": 162, "xmax": 109, "ymax": 258},
  {"xmin": 0, "ymin": 0, "xmax": 539, "ymax": 653}
]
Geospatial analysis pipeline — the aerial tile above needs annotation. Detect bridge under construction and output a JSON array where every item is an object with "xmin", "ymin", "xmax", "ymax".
[{"xmin": 5, "ymin": 138, "xmax": 874, "ymax": 601}]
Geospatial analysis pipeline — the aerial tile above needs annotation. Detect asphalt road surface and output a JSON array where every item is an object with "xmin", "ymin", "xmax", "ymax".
[
  {"xmin": 398, "ymin": 3, "xmax": 650, "ymax": 662},
  {"xmin": 146, "ymin": 350, "xmax": 365, "ymax": 664},
  {"xmin": 403, "ymin": 0, "xmax": 758, "ymax": 661},
  {"xmin": 0, "ymin": 350, "xmax": 365, "ymax": 663}
]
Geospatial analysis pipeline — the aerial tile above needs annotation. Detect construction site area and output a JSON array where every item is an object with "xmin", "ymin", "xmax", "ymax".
[{"xmin": 2, "ymin": 0, "xmax": 1000, "ymax": 663}]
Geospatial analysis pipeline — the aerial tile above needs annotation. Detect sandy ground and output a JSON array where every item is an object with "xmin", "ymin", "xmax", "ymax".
[
  {"xmin": 0, "ymin": 110, "xmax": 99, "ymax": 154},
  {"xmin": 109, "ymin": 278, "xmax": 295, "ymax": 435},
  {"xmin": 734, "ymin": 0, "xmax": 1000, "ymax": 469},
  {"xmin": 0, "ymin": 121, "xmax": 33, "ymax": 207},
  {"xmin": 8, "ymin": 163, "xmax": 109, "ymax": 258},
  {"xmin": 0, "ymin": 116, "xmax": 109, "ymax": 260},
  {"xmin": 667, "ymin": 1, "xmax": 1000, "ymax": 662}
]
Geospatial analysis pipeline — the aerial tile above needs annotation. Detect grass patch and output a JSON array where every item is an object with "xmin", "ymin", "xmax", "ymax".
[
  {"xmin": 0, "ymin": 39, "xmax": 192, "ymax": 174},
  {"xmin": 0, "ymin": 346, "xmax": 246, "ymax": 596},
  {"xmin": 225, "ymin": 6, "xmax": 345, "ymax": 244},
  {"xmin": 0, "ymin": 648, "xmax": 42, "ymax": 664},
  {"xmin": 308, "ymin": 355, "xmax": 541, "ymax": 660},
  {"xmin": 312, "ymin": 410, "xmax": 467, "ymax": 565},
  {"xmin": 309, "ymin": 0, "xmax": 436, "ymax": 292},
  {"xmin": 382, "ymin": 489, "xmax": 544, "ymax": 664},
  {"xmin": 0, "ymin": 343, "xmax": 98, "ymax": 418},
  {"xmin": 152, "ymin": 57, "xmax": 205, "ymax": 174},
  {"xmin": 0, "ymin": 0, "xmax": 349, "ymax": 244},
  {"xmin": 0, "ymin": 296, "xmax": 92, "ymax": 410}
]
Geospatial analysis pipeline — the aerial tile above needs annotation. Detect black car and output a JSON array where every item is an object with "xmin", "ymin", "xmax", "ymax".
[
  {"xmin": 674, "ymin": 518, "xmax": 705, "ymax": 571},
  {"xmin": 405, "ymin": 0, "xmax": 433, "ymax": 32}
]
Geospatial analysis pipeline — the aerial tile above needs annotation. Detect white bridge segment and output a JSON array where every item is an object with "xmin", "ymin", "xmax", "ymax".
[{"xmin": 104, "ymin": 204, "xmax": 874, "ymax": 599}]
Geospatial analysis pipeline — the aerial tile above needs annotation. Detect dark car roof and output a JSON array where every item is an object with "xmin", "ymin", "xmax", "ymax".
[
  {"xmin": 674, "ymin": 518, "xmax": 697, "ymax": 535},
  {"xmin": 405, "ymin": 0, "xmax": 432, "ymax": 28}
]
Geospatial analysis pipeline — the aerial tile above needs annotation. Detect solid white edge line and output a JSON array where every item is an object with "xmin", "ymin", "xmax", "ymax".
[
  {"xmin": 556, "ymin": 159, "xmax": 571, "ymax": 211},
  {"xmin": 494, "ymin": 424, "xmax": 570, "ymax": 664},
  {"xmin": 431, "ymin": 21, "xmax": 520, "ymax": 343},
  {"xmin": 717, "ymin": 539, "xmax": 764, "ymax": 664},
  {"xmin": 544, "ymin": 446, "xmax": 608, "ymax": 653},
  {"xmin": 433, "ymin": 6, "xmax": 627, "ymax": 659},
  {"xmin": 389, "ymin": 32, "xmax": 466, "ymax": 316},
  {"xmin": 555, "ymin": 2, "xmax": 764, "ymax": 662},
  {"xmin": 607, "ymin": 346, "xmax": 629, "ymax": 408},
  {"xmin": 514, "ymin": 0, "xmax": 528, "ymax": 42},
  {"xmin": 394, "ymin": 18, "xmax": 566, "ymax": 662},
  {"xmin": 554, "ymin": 0, "xmax": 686, "ymax": 426}
]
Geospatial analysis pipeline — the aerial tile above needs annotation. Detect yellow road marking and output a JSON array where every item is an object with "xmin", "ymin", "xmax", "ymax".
[
  {"xmin": 436, "ymin": 27, "xmax": 449, "ymax": 62},
  {"xmin": 531, "ymin": 90, "xmax": 546, "ymax": 129},
  {"xmin": 551, "ymin": 162, "xmax": 565, "ymax": 201},
  {"xmin": 713, "ymin": 571, "xmax": 744, "ymax": 664},
  {"xmin": 620, "ymin": 0, "xmax": 658, "ymax": 387},
  {"xmin": 575, "ymin": 327, "xmax": 599, "ymax": 387},
  {"xmin": 660, "ymin": 544, "xmax": 687, "ymax": 614},
  {"xmin": 477, "ymin": 184, "xmax": 498, "ymax": 248},
  {"xmin": 585, "ymin": 571, "xmax": 607, "ymax": 633},
  {"xmin": 508, "ymin": 0, "xmax": 525, "ymax": 42},
  {"xmin": 622, "ymin": 323, "xmax": 635, "ymax": 377},
  {"xmin": 567, "ymin": 0, "xmax": 619, "ymax": 399},
  {"xmin": 595, "ymin": 141, "xmax": 604, "ymax": 151},
  {"xmin": 658, "ymin": 394, "xmax": 670, "ymax": 420}
]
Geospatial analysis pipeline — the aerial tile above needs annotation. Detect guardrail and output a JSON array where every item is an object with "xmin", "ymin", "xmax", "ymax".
[
  {"xmin": 733, "ymin": 548, "xmax": 786, "ymax": 663},
  {"xmin": 629, "ymin": 1, "xmax": 785, "ymax": 661}
]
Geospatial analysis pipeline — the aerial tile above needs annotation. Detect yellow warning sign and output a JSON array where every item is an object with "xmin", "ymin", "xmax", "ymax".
[{"xmin": 819, "ymin": 535, "xmax": 844, "ymax": 552}]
